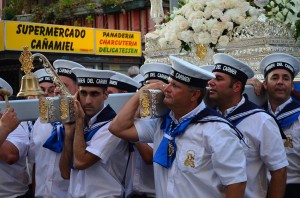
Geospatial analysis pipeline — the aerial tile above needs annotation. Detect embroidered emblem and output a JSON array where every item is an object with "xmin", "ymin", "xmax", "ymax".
[
  {"xmin": 184, "ymin": 150, "xmax": 195, "ymax": 168},
  {"xmin": 284, "ymin": 134, "xmax": 293, "ymax": 148},
  {"xmin": 168, "ymin": 142, "xmax": 174, "ymax": 156}
]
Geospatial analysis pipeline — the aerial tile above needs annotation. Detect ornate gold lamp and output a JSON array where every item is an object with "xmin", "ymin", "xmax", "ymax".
[
  {"xmin": 17, "ymin": 46, "xmax": 75, "ymax": 123},
  {"xmin": 17, "ymin": 46, "xmax": 44, "ymax": 97}
]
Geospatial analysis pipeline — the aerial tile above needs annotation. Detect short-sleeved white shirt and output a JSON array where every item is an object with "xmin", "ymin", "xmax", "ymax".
[
  {"xmin": 68, "ymin": 115, "xmax": 129, "ymax": 197},
  {"xmin": 135, "ymin": 102, "xmax": 247, "ymax": 198},
  {"xmin": 0, "ymin": 124, "xmax": 29, "ymax": 198},
  {"xmin": 125, "ymin": 143, "xmax": 155, "ymax": 197},
  {"xmin": 223, "ymin": 97, "xmax": 288, "ymax": 198},
  {"xmin": 30, "ymin": 118, "xmax": 69, "ymax": 198},
  {"xmin": 268, "ymin": 98, "xmax": 300, "ymax": 184}
]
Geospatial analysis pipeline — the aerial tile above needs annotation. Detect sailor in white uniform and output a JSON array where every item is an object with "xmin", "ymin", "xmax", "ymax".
[
  {"xmin": 260, "ymin": 53, "xmax": 300, "ymax": 198},
  {"xmin": 0, "ymin": 78, "xmax": 30, "ymax": 198},
  {"xmin": 29, "ymin": 60, "xmax": 83, "ymax": 198},
  {"xmin": 108, "ymin": 72, "xmax": 156, "ymax": 198},
  {"xmin": 109, "ymin": 56, "xmax": 247, "ymax": 198},
  {"xmin": 60, "ymin": 68, "xmax": 129, "ymax": 197},
  {"xmin": 207, "ymin": 53, "xmax": 288, "ymax": 198}
]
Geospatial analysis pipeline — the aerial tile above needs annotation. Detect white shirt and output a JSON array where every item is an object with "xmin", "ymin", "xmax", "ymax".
[
  {"xmin": 269, "ymin": 98, "xmax": 300, "ymax": 184},
  {"xmin": 135, "ymin": 102, "xmax": 247, "ymax": 198},
  {"xmin": 125, "ymin": 143, "xmax": 155, "ymax": 197},
  {"xmin": 68, "ymin": 110, "xmax": 129, "ymax": 198},
  {"xmin": 0, "ymin": 124, "xmax": 30, "ymax": 198},
  {"xmin": 20, "ymin": 121, "xmax": 34, "ymax": 184},
  {"xmin": 224, "ymin": 97, "xmax": 288, "ymax": 198},
  {"xmin": 29, "ymin": 118, "xmax": 69, "ymax": 198}
]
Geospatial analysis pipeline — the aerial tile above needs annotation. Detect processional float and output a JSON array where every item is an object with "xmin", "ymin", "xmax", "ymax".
[
  {"xmin": 142, "ymin": 0, "xmax": 299, "ymax": 106},
  {"xmin": 1, "ymin": 0, "xmax": 298, "ymax": 120}
]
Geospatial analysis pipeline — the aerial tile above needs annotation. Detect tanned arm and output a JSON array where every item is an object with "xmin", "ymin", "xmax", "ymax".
[
  {"xmin": 0, "ymin": 108, "xmax": 19, "ymax": 146},
  {"xmin": 109, "ymin": 93, "xmax": 140, "ymax": 141},
  {"xmin": 226, "ymin": 182, "xmax": 246, "ymax": 198},
  {"xmin": 109, "ymin": 82, "xmax": 166, "ymax": 141},
  {"xmin": 72, "ymin": 100, "xmax": 99, "ymax": 170},
  {"xmin": 268, "ymin": 167, "xmax": 287, "ymax": 198},
  {"xmin": 59, "ymin": 123, "xmax": 75, "ymax": 179},
  {"xmin": 134, "ymin": 143, "xmax": 153, "ymax": 164},
  {"xmin": 0, "ymin": 108, "xmax": 20, "ymax": 164}
]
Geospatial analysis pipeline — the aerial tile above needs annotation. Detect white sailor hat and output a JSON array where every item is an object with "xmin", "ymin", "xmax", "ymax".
[
  {"xmin": 133, "ymin": 74, "xmax": 145, "ymax": 87},
  {"xmin": 0, "ymin": 78, "xmax": 13, "ymax": 96},
  {"xmin": 140, "ymin": 62, "xmax": 171, "ymax": 83},
  {"xmin": 200, "ymin": 65, "xmax": 215, "ymax": 72},
  {"xmin": 53, "ymin": 59, "xmax": 85, "ymax": 81},
  {"xmin": 72, "ymin": 68, "xmax": 115, "ymax": 87},
  {"xmin": 169, "ymin": 56, "xmax": 215, "ymax": 88},
  {"xmin": 212, "ymin": 53, "xmax": 254, "ymax": 84},
  {"xmin": 260, "ymin": 53, "xmax": 300, "ymax": 79},
  {"xmin": 109, "ymin": 72, "xmax": 140, "ymax": 92},
  {"xmin": 34, "ymin": 69, "xmax": 53, "ymax": 84}
]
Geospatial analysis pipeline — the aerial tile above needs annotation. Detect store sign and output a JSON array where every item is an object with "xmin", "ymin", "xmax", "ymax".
[
  {"xmin": 0, "ymin": 22, "xmax": 4, "ymax": 51},
  {"xmin": 95, "ymin": 29, "xmax": 141, "ymax": 57},
  {"xmin": 5, "ymin": 21, "xmax": 94, "ymax": 54}
]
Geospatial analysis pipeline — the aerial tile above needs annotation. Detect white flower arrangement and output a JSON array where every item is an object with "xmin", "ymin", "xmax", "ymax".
[
  {"xmin": 266, "ymin": 0, "xmax": 300, "ymax": 38},
  {"xmin": 157, "ymin": 0, "xmax": 259, "ymax": 51}
]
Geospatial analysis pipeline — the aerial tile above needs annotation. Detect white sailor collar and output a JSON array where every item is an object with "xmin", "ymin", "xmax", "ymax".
[
  {"xmin": 268, "ymin": 97, "xmax": 293, "ymax": 116},
  {"xmin": 218, "ymin": 96, "xmax": 245, "ymax": 117}
]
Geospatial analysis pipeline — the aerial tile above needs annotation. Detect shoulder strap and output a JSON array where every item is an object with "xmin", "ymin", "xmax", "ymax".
[
  {"xmin": 95, "ymin": 104, "xmax": 116, "ymax": 123},
  {"xmin": 191, "ymin": 107, "xmax": 244, "ymax": 140}
]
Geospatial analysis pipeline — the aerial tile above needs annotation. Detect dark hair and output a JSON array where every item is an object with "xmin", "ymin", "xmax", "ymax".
[
  {"xmin": 229, "ymin": 76, "xmax": 245, "ymax": 94},
  {"xmin": 188, "ymin": 86, "xmax": 206, "ymax": 104}
]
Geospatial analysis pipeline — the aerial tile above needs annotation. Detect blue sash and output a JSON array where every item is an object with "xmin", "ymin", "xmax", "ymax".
[
  {"xmin": 43, "ymin": 122, "xmax": 65, "ymax": 153},
  {"xmin": 83, "ymin": 104, "xmax": 116, "ymax": 142},
  {"xmin": 153, "ymin": 112, "xmax": 195, "ymax": 168},
  {"xmin": 267, "ymin": 100, "xmax": 300, "ymax": 130},
  {"xmin": 84, "ymin": 121, "xmax": 110, "ymax": 142},
  {"xmin": 154, "ymin": 107, "xmax": 244, "ymax": 168}
]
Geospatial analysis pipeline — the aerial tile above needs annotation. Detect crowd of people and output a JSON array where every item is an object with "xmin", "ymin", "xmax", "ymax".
[{"xmin": 0, "ymin": 52, "xmax": 299, "ymax": 198}]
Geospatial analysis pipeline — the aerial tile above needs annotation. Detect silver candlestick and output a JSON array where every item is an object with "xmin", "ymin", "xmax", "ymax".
[{"xmin": 150, "ymin": 0, "xmax": 164, "ymax": 28}]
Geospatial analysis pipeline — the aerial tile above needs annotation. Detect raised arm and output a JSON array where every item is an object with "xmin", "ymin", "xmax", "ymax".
[
  {"xmin": 0, "ymin": 108, "xmax": 19, "ymax": 146},
  {"xmin": 59, "ymin": 122, "xmax": 75, "ymax": 179},
  {"xmin": 72, "ymin": 100, "xmax": 99, "ymax": 170},
  {"xmin": 109, "ymin": 82, "xmax": 166, "ymax": 142},
  {"xmin": 108, "ymin": 93, "xmax": 140, "ymax": 142},
  {"xmin": 246, "ymin": 77, "xmax": 263, "ymax": 96},
  {"xmin": 0, "ymin": 108, "xmax": 20, "ymax": 164}
]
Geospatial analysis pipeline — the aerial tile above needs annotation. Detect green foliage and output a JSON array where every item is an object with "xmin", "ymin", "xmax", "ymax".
[
  {"xmin": 31, "ymin": 4, "xmax": 56, "ymax": 23},
  {"xmin": 99, "ymin": 0, "xmax": 124, "ymax": 7},
  {"xmin": 296, "ymin": 19, "xmax": 300, "ymax": 39},
  {"xmin": 86, "ymin": 15, "xmax": 94, "ymax": 23},
  {"xmin": 2, "ymin": 0, "xmax": 23, "ymax": 20},
  {"xmin": 30, "ymin": 0, "xmax": 96, "ymax": 24}
]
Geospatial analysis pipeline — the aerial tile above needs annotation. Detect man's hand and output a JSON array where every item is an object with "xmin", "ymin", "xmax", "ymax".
[
  {"xmin": 246, "ymin": 77, "xmax": 263, "ymax": 96},
  {"xmin": 0, "ymin": 107, "xmax": 19, "ymax": 134},
  {"xmin": 74, "ymin": 92, "xmax": 85, "ymax": 120}
]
